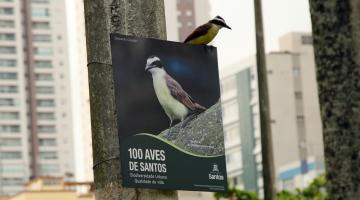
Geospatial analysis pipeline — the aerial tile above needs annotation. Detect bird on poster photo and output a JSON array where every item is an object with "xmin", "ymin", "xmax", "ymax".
[
  {"xmin": 184, "ymin": 15, "xmax": 231, "ymax": 45},
  {"xmin": 145, "ymin": 56, "xmax": 206, "ymax": 135}
]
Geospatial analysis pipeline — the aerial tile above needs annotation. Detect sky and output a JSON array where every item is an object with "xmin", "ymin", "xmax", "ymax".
[{"xmin": 209, "ymin": 0, "xmax": 312, "ymax": 68}]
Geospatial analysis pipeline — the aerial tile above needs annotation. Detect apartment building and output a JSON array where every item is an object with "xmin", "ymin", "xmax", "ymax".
[
  {"xmin": 0, "ymin": 0, "xmax": 74, "ymax": 195},
  {"xmin": 165, "ymin": 0, "xmax": 211, "ymax": 42},
  {"xmin": 70, "ymin": 0, "xmax": 93, "ymax": 186},
  {"xmin": 221, "ymin": 65, "xmax": 263, "ymax": 196},
  {"xmin": 220, "ymin": 32, "xmax": 325, "ymax": 194}
]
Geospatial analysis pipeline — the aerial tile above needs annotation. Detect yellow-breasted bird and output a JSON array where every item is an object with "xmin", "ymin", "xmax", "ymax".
[{"xmin": 184, "ymin": 16, "xmax": 231, "ymax": 45}]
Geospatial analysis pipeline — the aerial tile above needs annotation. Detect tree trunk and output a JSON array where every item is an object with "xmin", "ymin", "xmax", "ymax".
[
  {"xmin": 309, "ymin": 1, "xmax": 360, "ymax": 199},
  {"xmin": 83, "ymin": 0, "xmax": 178, "ymax": 199}
]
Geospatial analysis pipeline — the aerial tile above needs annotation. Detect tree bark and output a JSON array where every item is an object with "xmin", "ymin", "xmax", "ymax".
[
  {"xmin": 254, "ymin": 0, "xmax": 276, "ymax": 199},
  {"xmin": 309, "ymin": 1, "xmax": 360, "ymax": 199},
  {"xmin": 83, "ymin": 0, "xmax": 178, "ymax": 199}
]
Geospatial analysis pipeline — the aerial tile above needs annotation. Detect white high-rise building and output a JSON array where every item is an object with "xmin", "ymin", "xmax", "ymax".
[
  {"xmin": 68, "ymin": 0, "xmax": 93, "ymax": 186},
  {"xmin": 0, "ymin": 0, "xmax": 74, "ymax": 195},
  {"xmin": 220, "ymin": 32, "xmax": 325, "ymax": 194}
]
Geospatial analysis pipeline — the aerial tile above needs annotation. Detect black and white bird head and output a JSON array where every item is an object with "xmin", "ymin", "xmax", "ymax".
[
  {"xmin": 209, "ymin": 16, "xmax": 231, "ymax": 30},
  {"xmin": 145, "ymin": 56, "xmax": 164, "ymax": 73}
]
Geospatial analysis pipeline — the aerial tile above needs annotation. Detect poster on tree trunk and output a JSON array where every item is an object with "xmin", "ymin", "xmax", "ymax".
[{"xmin": 110, "ymin": 33, "xmax": 227, "ymax": 192}]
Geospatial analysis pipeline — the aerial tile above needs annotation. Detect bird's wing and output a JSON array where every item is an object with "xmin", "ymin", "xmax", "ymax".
[
  {"xmin": 184, "ymin": 23, "xmax": 212, "ymax": 43},
  {"xmin": 165, "ymin": 74, "xmax": 206, "ymax": 112}
]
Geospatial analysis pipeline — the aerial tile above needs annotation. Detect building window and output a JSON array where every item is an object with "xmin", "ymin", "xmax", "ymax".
[
  {"xmin": 0, "ymin": 98, "xmax": 17, "ymax": 106},
  {"xmin": 0, "ymin": 151, "xmax": 22, "ymax": 159},
  {"xmin": 0, "ymin": 85, "xmax": 17, "ymax": 93},
  {"xmin": 0, "ymin": 59, "xmax": 16, "ymax": 67},
  {"xmin": 0, "ymin": 125, "xmax": 20, "ymax": 133},
  {"xmin": 37, "ymin": 99, "xmax": 55, "ymax": 107},
  {"xmin": 35, "ymin": 60, "xmax": 52, "ymax": 68},
  {"xmin": 36, "ymin": 86, "xmax": 54, "ymax": 94},
  {"xmin": 40, "ymin": 164, "xmax": 60, "ymax": 175},
  {"xmin": 0, "ymin": 46, "xmax": 16, "ymax": 54},
  {"xmin": 1, "ymin": 138, "xmax": 21, "ymax": 146},
  {"xmin": 0, "ymin": 164, "xmax": 23, "ymax": 173},
  {"xmin": 250, "ymin": 72, "xmax": 256, "ymax": 80},
  {"xmin": 32, "ymin": 8, "xmax": 50, "ymax": 17},
  {"xmin": 295, "ymin": 91, "xmax": 303, "ymax": 99},
  {"xmin": 293, "ymin": 66, "xmax": 300, "ymax": 77},
  {"xmin": 0, "ymin": 20, "xmax": 14, "ymax": 28},
  {"xmin": 232, "ymin": 175, "xmax": 243, "ymax": 186},
  {"xmin": 224, "ymin": 123, "xmax": 240, "ymax": 144},
  {"xmin": 33, "ymin": 34, "xmax": 51, "ymax": 42},
  {"xmin": 37, "ymin": 112, "xmax": 55, "ymax": 120},
  {"xmin": 2, "ymin": 178, "xmax": 23, "ymax": 186},
  {"xmin": 226, "ymin": 151, "xmax": 242, "ymax": 163},
  {"xmin": 32, "ymin": 21, "xmax": 50, "ymax": 29},
  {"xmin": 186, "ymin": 10, "xmax": 192, "ymax": 16},
  {"xmin": 40, "ymin": 151, "xmax": 58, "ymax": 160},
  {"xmin": 38, "ymin": 125, "xmax": 56, "ymax": 133},
  {"xmin": 35, "ymin": 73, "xmax": 53, "ymax": 81},
  {"xmin": 297, "ymin": 115, "xmax": 305, "ymax": 123},
  {"xmin": 32, "ymin": 0, "xmax": 49, "ymax": 3},
  {"xmin": 0, "ymin": 7, "xmax": 13, "ymax": 15},
  {"xmin": 34, "ymin": 47, "xmax": 52, "ymax": 55},
  {"xmin": 0, "ymin": 111, "xmax": 19, "ymax": 119},
  {"xmin": 0, "ymin": 72, "xmax": 16, "ymax": 79},
  {"xmin": 43, "ymin": 178, "xmax": 61, "ymax": 186},
  {"xmin": 221, "ymin": 76, "xmax": 237, "ymax": 94},
  {"xmin": 39, "ymin": 138, "xmax": 56, "ymax": 146},
  {"xmin": 301, "ymin": 35, "xmax": 313, "ymax": 45},
  {"xmin": 0, "ymin": 33, "xmax": 14, "ymax": 41},
  {"xmin": 222, "ymin": 100, "xmax": 239, "ymax": 123}
]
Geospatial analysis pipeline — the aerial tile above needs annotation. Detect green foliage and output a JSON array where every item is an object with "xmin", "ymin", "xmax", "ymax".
[
  {"xmin": 277, "ymin": 175, "xmax": 329, "ymax": 200},
  {"xmin": 214, "ymin": 186, "xmax": 260, "ymax": 200},
  {"xmin": 215, "ymin": 175, "xmax": 328, "ymax": 200}
]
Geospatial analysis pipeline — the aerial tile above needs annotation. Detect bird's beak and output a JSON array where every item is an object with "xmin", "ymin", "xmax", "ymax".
[
  {"xmin": 145, "ymin": 64, "xmax": 152, "ymax": 72},
  {"xmin": 224, "ymin": 23, "xmax": 232, "ymax": 30}
]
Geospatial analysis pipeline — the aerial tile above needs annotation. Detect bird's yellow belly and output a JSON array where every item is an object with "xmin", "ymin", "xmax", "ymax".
[{"xmin": 188, "ymin": 26, "xmax": 220, "ymax": 45}]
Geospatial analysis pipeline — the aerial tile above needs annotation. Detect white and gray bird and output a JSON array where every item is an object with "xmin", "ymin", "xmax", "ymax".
[
  {"xmin": 145, "ymin": 56, "xmax": 206, "ymax": 131},
  {"xmin": 184, "ymin": 15, "xmax": 231, "ymax": 45}
]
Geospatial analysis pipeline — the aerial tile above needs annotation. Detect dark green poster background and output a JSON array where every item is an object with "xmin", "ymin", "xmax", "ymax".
[{"xmin": 110, "ymin": 33, "xmax": 227, "ymax": 192}]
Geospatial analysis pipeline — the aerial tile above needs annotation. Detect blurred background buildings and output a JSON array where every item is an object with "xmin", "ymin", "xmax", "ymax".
[
  {"xmin": 0, "ymin": 0, "xmax": 74, "ymax": 195},
  {"xmin": 221, "ymin": 32, "xmax": 325, "ymax": 197},
  {"xmin": 0, "ymin": 0, "xmax": 324, "ymax": 199}
]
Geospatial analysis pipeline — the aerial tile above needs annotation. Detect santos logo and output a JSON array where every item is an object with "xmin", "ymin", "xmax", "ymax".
[{"xmin": 208, "ymin": 163, "xmax": 224, "ymax": 180}]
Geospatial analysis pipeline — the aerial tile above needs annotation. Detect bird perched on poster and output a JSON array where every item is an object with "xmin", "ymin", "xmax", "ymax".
[
  {"xmin": 145, "ymin": 56, "xmax": 206, "ymax": 130},
  {"xmin": 184, "ymin": 16, "xmax": 231, "ymax": 45}
]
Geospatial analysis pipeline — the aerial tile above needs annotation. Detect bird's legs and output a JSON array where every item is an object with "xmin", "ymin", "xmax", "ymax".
[
  {"xmin": 179, "ymin": 117, "xmax": 185, "ymax": 136},
  {"xmin": 168, "ymin": 119, "xmax": 173, "ymax": 136}
]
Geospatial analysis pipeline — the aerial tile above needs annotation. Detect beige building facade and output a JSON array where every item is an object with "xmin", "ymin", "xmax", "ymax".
[
  {"xmin": 220, "ymin": 32, "xmax": 325, "ymax": 193},
  {"xmin": 0, "ymin": 0, "xmax": 75, "ymax": 195},
  {"xmin": 69, "ymin": 0, "xmax": 93, "ymax": 186},
  {"xmin": 8, "ymin": 177, "xmax": 93, "ymax": 200}
]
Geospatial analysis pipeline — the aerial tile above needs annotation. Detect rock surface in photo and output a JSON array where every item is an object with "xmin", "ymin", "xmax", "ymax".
[{"xmin": 158, "ymin": 102, "xmax": 225, "ymax": 156}]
